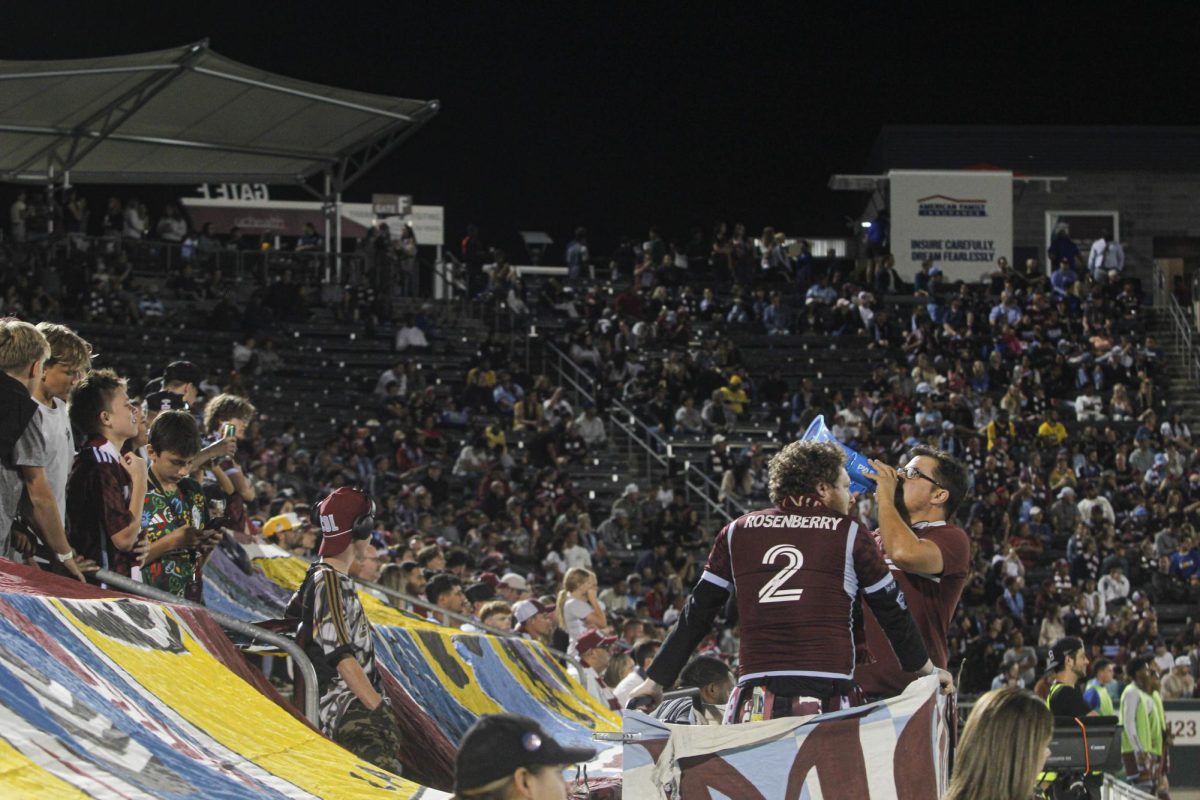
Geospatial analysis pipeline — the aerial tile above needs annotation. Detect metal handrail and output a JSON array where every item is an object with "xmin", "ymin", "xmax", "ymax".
[
  {"xmin": 38, "ymin": 232, "xmax": 378, "ymax": 285},
  {"xmin": 1101, "ymin": 773, "xmax": 1158, "ymax": 800},
  {"xmin": 542, "ymin": 341, "xmax": 741, "ymax": 522},
  {"xmin": 93, "ymin": 569, "xmax": 320, "ymax": 726},
  {"xmin": 349, "ymin": 576, "xmax": 589, "ymax": 675},
  {"xmin": 1155, "ymin": 264, "xmax": 1200, "ymax": 387}
]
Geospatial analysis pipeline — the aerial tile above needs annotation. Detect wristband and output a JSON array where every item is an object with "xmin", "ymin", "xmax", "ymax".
[{"xmin": 55, "ymin": 550, "xmax": 75, "ymax": 563}]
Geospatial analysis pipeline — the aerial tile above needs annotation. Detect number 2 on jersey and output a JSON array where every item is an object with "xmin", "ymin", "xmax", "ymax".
[{"xmin": 758, "ymin": 544, "xmax": 805, "ymax": 603}]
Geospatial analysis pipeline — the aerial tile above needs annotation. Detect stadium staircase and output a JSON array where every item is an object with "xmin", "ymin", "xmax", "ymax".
[{"xmin": 1153, "ymin": 308, "xmax": 1200, "ymax": 430}]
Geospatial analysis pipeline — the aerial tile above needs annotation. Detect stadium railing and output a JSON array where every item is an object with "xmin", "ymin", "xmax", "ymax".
[
  {"xmin": 94, "ymin": 568, "xmax": 320, "ymax": 726},
  {"xmin": 46, "ymin": 233, "xmax": 370, "ymax": 285},
  {"xmin": 1154, "ymin": 263, "xmax": 1200, "ymax": 388},
  {"xmin": 541, "ymin": 340, "xmax": 741, "ymax": 523},
  {"xmin": 346, "ymin": 576, "xmax": 590, "ymax": 673},
  {"xmin": 1101, "ymin": 773, "xmax": 1158, "ymax": 800}
]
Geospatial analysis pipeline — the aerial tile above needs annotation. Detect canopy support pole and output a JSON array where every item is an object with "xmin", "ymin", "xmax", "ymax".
[
  {"xmin": 322, "ymin": 171, "xmax": 332, "ymax": 284},
  {"xmin": 335, "ymin": 192, "xmax": 343, "ymax": 283}
]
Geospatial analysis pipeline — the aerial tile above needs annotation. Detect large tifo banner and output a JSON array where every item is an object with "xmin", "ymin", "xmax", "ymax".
[
  {"xmin": 888, "ymin": 169, "xmax": 1013, "ymax": 282},
  {"xmin": 0, "ymin": 560, "xmax": 445, "ymax": 799},
  {"xmin": 623, "ymin": 676, "xmax": 950, "ymax": 800},
  {"xmin": 244, "ymin": 543, "xmax": 623, "ymax": 793}
]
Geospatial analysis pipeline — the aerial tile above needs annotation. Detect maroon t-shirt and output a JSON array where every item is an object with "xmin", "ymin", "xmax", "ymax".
[
  {"xmin": 703, "ymin": 496, "xmax": 895, "ymax": 682},
  {"xmin": 65, "ymin": 437, "xmax": 135, "ymax": 575},
  {"xmin": 856, "ymin": 521, "xmax": 970, "ymax": 696}
]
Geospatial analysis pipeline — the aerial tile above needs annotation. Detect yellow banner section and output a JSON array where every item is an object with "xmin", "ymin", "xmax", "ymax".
[
  {"xmin": 252, "ymin": 556, "xmax": 442, "ymax": 630},
  {"xmin": 55, "ymin": 598, "xmax": 439, "ymax": 800},
  {"xmin": 0, "ymin": 736, "xmax": 88, "ymax": 799},
  {"xmin": 492, "ymin": 637, "xmax": 621, "ymax": 728}
]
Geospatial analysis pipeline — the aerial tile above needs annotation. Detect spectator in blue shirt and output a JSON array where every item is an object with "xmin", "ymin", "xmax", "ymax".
[
  {"xmin": 805, "ymin": 276, "xmax": 836, "ymax": 305},
  {"xmin": 1050, "ymin": 259, "xmax": 1078, "ymax": 298},
  {"xmin": 492, "ymin": 373, "xmax": 523, "ymax": 413},
  {"xmin": 1001, "ymin": 575, "xmax": 1026, "ymax": 621},
  {"xmin": 988, "ymin": 292, "xmax": 1021, "ymax": 328},
  {"xmin": 1170, "ymin": 537, "xmax": 1199, "ymax": 582}
]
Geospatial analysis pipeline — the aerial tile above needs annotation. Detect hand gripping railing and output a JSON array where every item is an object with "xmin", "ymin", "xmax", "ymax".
[{"xmin": 93, "ymin": 569, "xmax": 319, "ymax": 726}]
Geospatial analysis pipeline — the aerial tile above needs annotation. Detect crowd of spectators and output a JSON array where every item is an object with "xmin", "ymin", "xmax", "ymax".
[
  {"xmin": 2, "ymin": 188, "xmax": 433, "ymax": 334},
  {"xmin": 464, "ymin": 221, "xmax": 1200, "ymax": 704},
  {"xmin": 2, "ymin": 194, "xmax": 1200, "ymax": 716}
]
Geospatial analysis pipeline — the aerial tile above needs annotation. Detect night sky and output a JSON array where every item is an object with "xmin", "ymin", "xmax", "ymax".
[{"xmin": 6, "ymin": 4, "xmax": 1198, "ymax": 258}]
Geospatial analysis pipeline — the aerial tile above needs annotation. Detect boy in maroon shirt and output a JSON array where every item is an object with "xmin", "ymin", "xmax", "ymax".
[
  {"xmin": 858, "ymin": 446, "xmax": 971, "ymax": 698},
  {"xmin": 66, "ymin": 369, "xmax": 148, "ymax": 575}
]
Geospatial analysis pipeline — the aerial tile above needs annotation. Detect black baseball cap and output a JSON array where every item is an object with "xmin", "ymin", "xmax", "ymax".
[
  {"xmin": 144, "ymin": 390, "xmax": 190, "ymax": 413},
  {"xmin": 163, "ymin": 360, "xmax": 202, "ymax": 385},
  {"xmin": 453, "ymin": 714, "xmax": 596, "ymax": 794},
  {"xmin": 464, "ymin": 582, "xmax": 495, "ymax": 604}
]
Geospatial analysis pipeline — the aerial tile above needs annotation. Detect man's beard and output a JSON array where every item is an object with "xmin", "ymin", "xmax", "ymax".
[{"xmin": 894, "ymin": 484, "xmax": 912, "ymax": 523}]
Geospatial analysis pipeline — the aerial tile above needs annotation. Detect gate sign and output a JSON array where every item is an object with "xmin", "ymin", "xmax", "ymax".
[
  {"xmin": 372, "ymin": 194, "xmax": 413, "ymax": 216},
  {"xmin": 888, "ymin": 170, "xmax": 1013, "ymax": 282}
]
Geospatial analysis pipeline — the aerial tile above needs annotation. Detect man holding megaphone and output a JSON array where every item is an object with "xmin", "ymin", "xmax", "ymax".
[
  {"xmin": 856, "ymin": 447, "xmax": 971, "ymax": 699},
  {"xmin": 629, "ymin": 439, "xmax": 953, "ymax": 720}
]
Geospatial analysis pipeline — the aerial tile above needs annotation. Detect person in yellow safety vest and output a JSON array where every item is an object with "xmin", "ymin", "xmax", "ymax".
[
  {"xmin": 1119, "ymin": 656, "xmax": 1157, "ymax": 791},
  {"xmin": 1148, "ymin": 669, "xmax": 1170, "ymax": 798},
  {"xmin": 1038, "ymin": 637, "xmax": 1098, "ymax": 794},
  {"xmin": 717, "ymin": 375, "xmax": 748, "ymax": 417},
  {"xmin": 1082, "ymin": 657, "xmax": 1117, "ymax": 717}
]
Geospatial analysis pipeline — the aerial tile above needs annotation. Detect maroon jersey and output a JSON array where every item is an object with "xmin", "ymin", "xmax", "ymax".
[
  {"xmin": 702, "ymin": 497, "xmax": 909, "ymax": 682},
  {"xmin": 856, "ymin": 521, "xmax": 971, "ymax": 696},
  {"xmin": 65, "ymin": 437, "xmax": 134, "ymax": 575}
]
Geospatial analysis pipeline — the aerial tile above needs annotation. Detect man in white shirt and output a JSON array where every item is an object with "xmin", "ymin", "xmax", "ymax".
[
  {"xmin": 561, "ymin": 530, "xmax": 592, "ymax": 570},
  {"xmin": 1087, "ymin": 230, "xmax": 1124, "ymax": 282},
  {"xmin": 567, "ymin": 629, "xmax": 620, "ymax": 711},
  {"xmin": 1077, "ymin": 483, "xmax": 1116, "ymax": 526},
  {"xmin": 155, "ymin": 204, "xmax": 188, "ymax": 243},
  {"xmin": 374, "ymin": 360, "xmax": 407, "ymax": 398},
  {"xmin": 1098, "ymin": 563, "xmax": 1131, "ymax": 610},
  {"xmin": 29, "ymin": 324, "xmax": 92, "ymax": 519},
  {"xmin": 1074, "ymin": 386, "xmax": 1105, "ymax": 422},
  {"xmin": 575, "ymin": 405, "xmax": 607, "ymax": 447},
  {"xmin": 394, "ymin": 316, "xmax": 429, "ymax": 352}
]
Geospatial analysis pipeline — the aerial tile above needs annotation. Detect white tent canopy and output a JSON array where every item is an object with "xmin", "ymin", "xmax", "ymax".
[{"xmin": 0, "ymin": 40, "xmax": 438, "ymax": 193}]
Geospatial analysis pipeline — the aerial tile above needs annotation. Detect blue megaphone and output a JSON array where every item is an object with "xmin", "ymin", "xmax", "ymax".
[{"xmin": 802, "ymin": 415, "xmax": 878, "ymax": 494}]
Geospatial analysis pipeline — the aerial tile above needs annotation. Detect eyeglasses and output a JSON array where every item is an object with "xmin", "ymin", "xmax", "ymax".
[{"xmin": 898, "ymin": 465, "xmax": 945, "ymax": 490}]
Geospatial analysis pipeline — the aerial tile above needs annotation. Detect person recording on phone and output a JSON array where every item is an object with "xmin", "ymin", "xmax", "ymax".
[
  {"xmin": 200, "ymin": 394, "xmax": 256, "ymax": 538},
  {"xmin": 140, "ymin": 410, "xmax": 222, "ymax": 602}
]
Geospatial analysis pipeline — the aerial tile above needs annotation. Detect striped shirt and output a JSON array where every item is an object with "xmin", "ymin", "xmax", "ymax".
[{"xmin": 309, "ymin": 564, "xmax": 379, "ymax": 736}]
